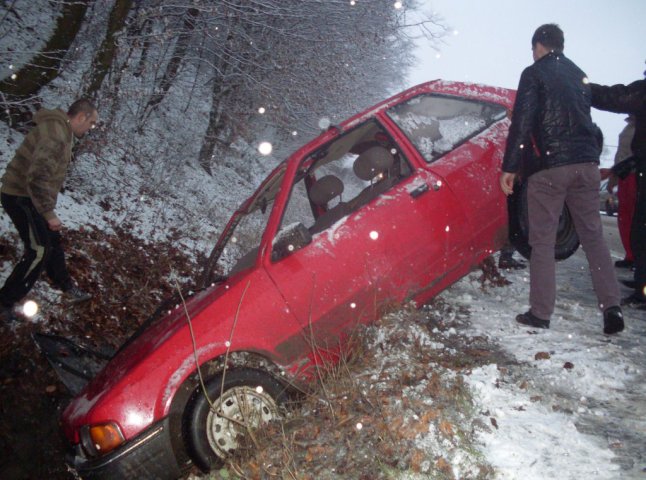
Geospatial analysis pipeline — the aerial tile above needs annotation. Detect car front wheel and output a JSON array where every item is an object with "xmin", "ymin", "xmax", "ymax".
[
  {"xmin": 182, "ymin": 367, "xmax": 288, "ymax": 472},
  {"xmin": 507, "ymin": 180, "xmax": 580, "ymax": 261}
]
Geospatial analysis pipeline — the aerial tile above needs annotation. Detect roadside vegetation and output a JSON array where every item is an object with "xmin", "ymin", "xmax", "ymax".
[{"xmin": 0, "ymin": 227, "xmax": 511, "ymax": 479}]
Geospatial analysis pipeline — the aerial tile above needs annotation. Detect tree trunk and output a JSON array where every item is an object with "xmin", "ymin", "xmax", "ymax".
[
  {"xmin": 0, "ymin": 0, "xmax": 89, "ymax": 97},
  {"xmin": 84, "ymin": 0, "xmax": 134, "ymax": 98},
  {"xmin": 140, "ymin": 8, "xmax": 199, "ymax": 122},
  {"xmin": 0, "ymin": 0, "xmax": 89, "ymax": 127},
  {"xmin": 197, "ymin": 17, "xmax": 239, "ymax": 176},
  {"xmin": 198, "ymin": 80, "xmax": 231, "ymax": 176}
]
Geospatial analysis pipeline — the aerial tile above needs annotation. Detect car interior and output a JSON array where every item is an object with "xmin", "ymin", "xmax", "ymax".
[{"xmin": 277, "ymin": 120, "xmax": 413, "ymax": 241}]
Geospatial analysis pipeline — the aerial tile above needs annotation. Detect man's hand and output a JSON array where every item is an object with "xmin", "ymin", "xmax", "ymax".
[
  {"xmin": 499, "ymin": 172, "xmax": 517, "ymax": 196},
  {"xmin": 606, "ymin": 174, "xmax": 618, "ymax": 193},
  {"xmin": 47, "ymin": 217, "xmax": 62, "ymax": 231}
]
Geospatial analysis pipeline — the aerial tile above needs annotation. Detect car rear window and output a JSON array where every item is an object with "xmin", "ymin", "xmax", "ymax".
[{"xmin": 386, "ymin": 94, "xmax": 507, "ymax": 163}]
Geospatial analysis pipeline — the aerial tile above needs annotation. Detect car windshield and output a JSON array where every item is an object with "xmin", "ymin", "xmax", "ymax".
[
  {"xmin": 386, "ymin": 94, "xmax": 507, "ymax": 163},
  {"xmin": 210, "ymin": 163, "xmax": 286, "ymax": 277}
]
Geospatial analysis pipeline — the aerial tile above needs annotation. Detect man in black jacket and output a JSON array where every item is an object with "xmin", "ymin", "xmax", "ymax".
[
  {"xmin": 591, "ymin": 68, "xmax": 646, "ymax": 309},
  {"xmin": 499, "ymin": 24, "xmax": 624, "ymax": 334}
]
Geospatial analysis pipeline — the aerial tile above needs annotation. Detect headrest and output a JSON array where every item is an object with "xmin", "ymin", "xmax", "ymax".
[
  {"xmin": 353, "ymin": 146, "xmax": 395, "ymax": 181},
  {"xmin": 310, "ymin": 175, "xmax": 344, "ymax": 206}
]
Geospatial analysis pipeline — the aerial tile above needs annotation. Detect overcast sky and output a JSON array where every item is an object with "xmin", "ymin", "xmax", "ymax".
[{"xmin": 407, "ymin": 0, "xmax": 646, "ymax": 161}]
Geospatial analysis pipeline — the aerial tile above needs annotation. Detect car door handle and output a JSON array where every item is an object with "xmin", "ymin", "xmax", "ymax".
[{"xmin": 409, "ymin": 183, "xmax": 429, "ymax": 198}]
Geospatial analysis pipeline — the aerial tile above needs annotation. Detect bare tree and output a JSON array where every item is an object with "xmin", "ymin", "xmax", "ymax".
[
  {"xmin": 139, "ymin": 6, "xmax": 200, "ymax": 122},
  {"xmin": 85, "ymin": 0, "xmax": 134, "ymax": 98},
  {"xmin": 0, "ymin": 0, "xmax": 90, "ymax": 126}
]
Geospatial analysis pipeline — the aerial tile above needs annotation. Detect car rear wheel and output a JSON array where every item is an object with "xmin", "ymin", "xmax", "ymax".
[
  {"xmin": 508, "ymin": 180, "xmax": 579, "ymax": 261},
  {"xmin": 182, "ymin": 367, "xmax": 288, "ymax": 472},
  {"xmin": 605, "ymin": 199, "xmax": 615, "ymax": 216}
]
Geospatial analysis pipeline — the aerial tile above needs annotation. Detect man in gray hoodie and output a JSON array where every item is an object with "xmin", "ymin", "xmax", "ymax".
[{"xmin": 1, "ymin": 99, "xmax": 98, "ymax": 323}]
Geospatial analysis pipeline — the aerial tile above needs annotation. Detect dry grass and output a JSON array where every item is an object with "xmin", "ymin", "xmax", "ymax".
[{"xmin": 198, "ymin": 287, "xmax": 507, "ymax": 480}]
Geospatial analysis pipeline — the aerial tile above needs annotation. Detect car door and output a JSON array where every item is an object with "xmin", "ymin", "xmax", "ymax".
[
  {"xmin": 426, "ymin": 119, "xmax": 510, "ymax": 259},
  {"xmin": 263, "ymin": 120, "xmax": 470, "ymax": 372},
  {"xmin": 264, "ymin": 176, "xmax": 378, "ymax": 370},
  {"xmin": 350, "ymin": 167, "xmax": 472, "ymax": 310},
  {"xmin": 385, "ymin": 93, "xmax": 510, "ymax": 262}
]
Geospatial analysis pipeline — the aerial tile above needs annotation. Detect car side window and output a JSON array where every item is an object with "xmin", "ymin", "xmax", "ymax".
[
  {"xmin": 275, "ymin": 121, "xmax": 412, "ymax": 257},
  {"xmin": 386, "ymin": 94, "xmax": 507, "ymax": 163}
]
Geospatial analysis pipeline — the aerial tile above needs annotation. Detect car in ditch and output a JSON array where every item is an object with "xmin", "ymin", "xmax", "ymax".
[{"xmin": 41, "ymin": 80, "xmax": 579, "ymax": 479}]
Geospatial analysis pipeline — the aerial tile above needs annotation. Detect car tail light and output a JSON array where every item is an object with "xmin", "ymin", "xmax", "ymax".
[{"xmin": 80, "ymin": 422, "xmax": 125, "ymax": 457}]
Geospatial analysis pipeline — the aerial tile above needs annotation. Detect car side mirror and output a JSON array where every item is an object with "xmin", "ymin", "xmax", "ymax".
[{"xmin": 271, "ymin": 223, "xmax": 312, "ymax": 262}]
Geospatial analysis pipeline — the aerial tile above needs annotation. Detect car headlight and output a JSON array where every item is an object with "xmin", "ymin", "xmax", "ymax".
[{"xmin": 80, "ymin": 422, "xmax": 125, "ymax": 457}]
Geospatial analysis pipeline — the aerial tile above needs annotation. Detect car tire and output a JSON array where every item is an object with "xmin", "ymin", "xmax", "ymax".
[
  {"xmin": 182, "ymin": 367, "xmax": 288, "ymax": 472},
  {"xmin": 507, "ymin": 180, "xmax": 579, "ymax": 261}
]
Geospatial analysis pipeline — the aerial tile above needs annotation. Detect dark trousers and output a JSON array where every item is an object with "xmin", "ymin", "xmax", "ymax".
[
  {"xmin": 527, "ymin": 163, "xmax": 620, "ymax": 320},
  {"xmin": 631, "ymin": 158, "xmax": 646, "ymax": 295},
  {"xmin": 0, "ymin": 193, "xmax": 71, "ymax": 308}
]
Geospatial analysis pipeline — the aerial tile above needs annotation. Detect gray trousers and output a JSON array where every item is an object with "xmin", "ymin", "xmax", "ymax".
[{"xmin": 527, "ymin": 163, "xmax": 620, "ymax": 320}]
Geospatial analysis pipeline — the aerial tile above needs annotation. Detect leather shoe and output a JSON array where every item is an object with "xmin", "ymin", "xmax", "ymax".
[
  {"xmin": 603, "ymin": 306, "xmax": 624, "ymax": 334},
  {"xmin": 1, "ymin": 306, "xmax": 18, "ymax": 324},
  {"xmin": 621, "ymin": 280, "xmax": 637, "ymax": 289},
  {"xmin": 516, "ymin": 311, "xmax": 550, "ymax": 329},
  {"xmin": 621, "ymin": 292, "xmax": 646, "ymax": 308},
  {"xmin": 499, "ymin": 257, "xmax": 526, "ymax": 270},
  {"xmin": 614, "ymin": 259, "xmax": 634, "ymax": 269}
]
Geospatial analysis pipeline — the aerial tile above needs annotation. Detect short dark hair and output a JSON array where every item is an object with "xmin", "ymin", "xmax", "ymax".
[
  {"xmin": 532, "ymin": 24, "xmax": 564, "ymax": 53},
  {"xmin": 67, "ymin": 98, "xmax": 96, "ymax": 117}
]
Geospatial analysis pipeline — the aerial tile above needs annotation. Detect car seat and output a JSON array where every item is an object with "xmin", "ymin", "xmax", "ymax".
[
  {"xmin": 348, "ymin": 146, "xmax": 396, "ymax": 209},
  {"xmin": 309, "ymin": 175, "xmax": 349, "ymax": 234}
]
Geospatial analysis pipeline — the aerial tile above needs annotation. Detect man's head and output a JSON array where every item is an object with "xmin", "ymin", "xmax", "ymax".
[
  {"xmin": 531, "ymin": 24, "xmax": 564, "ymax": 61},
  {"xmin": 67, "ymin": 98, "xmax": 98, "ymax": 138}
]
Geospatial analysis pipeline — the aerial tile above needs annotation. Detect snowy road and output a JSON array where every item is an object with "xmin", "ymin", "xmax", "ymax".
[{"xmin": 442, "ymin": 216, "xmax": 646, "ymax": 479}]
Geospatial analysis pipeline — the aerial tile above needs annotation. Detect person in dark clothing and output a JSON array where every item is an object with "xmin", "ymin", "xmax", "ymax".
[
  {"xmin": 607, "ymin": 116, "xmax": 637, "ymax": 269},
  {"xmin": 0, "ymin": 99, "xmax": 98, "ymax": 323},
  {"xmin": 499, "ymin": 24, "xmax": 624, "ymax": 334},
  {"xmin": 591, "ymin": 67, "xmax": 646, "ymax": 310}
]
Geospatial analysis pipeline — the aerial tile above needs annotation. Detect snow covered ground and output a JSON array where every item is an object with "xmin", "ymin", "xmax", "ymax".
[{"xmin": 447, "ymin": 242, "xmax": 646, "ymax": 478}]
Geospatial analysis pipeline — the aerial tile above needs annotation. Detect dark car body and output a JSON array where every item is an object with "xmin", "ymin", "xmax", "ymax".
[{"xmin": 57, "ymin": 81, "xmax": 536, "ymax": 478}]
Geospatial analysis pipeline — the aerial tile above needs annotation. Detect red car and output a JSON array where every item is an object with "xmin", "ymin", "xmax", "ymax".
[{"xmin": 47, "ymin": 81, "xmax": 576, "ymax": 479}]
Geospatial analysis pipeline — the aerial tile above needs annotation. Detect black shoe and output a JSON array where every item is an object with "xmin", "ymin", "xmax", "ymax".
[
  {"xmin": 603, "ymin": 306, "xmax": 624, "ymax": 334},
  {"xmin": 614, "ymin": 259, "xmax": 634, "ymax": 269},
  {"xmin": 63, "ymin": 285, "xmax": 92, "ymax": 304},
  {"xmin": 1, "ymin": 305, "xmax": 19, "ymax": 324},
  {"xmin": 621, "ymin": 280, "xmax": 637, "ymax": 289},
  {"xmin": 499, "ymin": 257, "xmax": 526, "ymax": 270},
  {"xmin": 516, "ymin": 311, "xmax": 550, "ymax": 329},
  {"xmin": 621, "ymin": 292, "xmax": 646, "ymax": 308}
]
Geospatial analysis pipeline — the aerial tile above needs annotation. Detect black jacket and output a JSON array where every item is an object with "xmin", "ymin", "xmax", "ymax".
[
  {"xmin": 591, "ymin": 80, "xmax": 646, "ymax": 159},
  {"xmin": 502, "ymin": 52, "xmax": 601, "ymax": 175}
]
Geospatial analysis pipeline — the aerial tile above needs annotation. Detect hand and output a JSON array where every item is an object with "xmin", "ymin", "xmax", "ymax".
[
  {"xmin": 47, "ymin": 217, "xmax": 62, "ymax": 231},
  {"xmin": 499, "ymin": 172, "xmax": 516, "ymax": 196},
  {"xmin": 606, "ymin": 174, "xmax": 618, "ymax": 193}
]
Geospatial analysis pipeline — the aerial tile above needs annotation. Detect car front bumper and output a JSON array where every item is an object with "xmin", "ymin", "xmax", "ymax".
[{"xmin": 68, "ymin": 417, "xmax": 183, "ymax": 480}]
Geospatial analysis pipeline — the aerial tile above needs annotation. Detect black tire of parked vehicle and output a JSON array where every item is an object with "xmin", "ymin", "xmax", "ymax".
[
  {"xmin": 507, "ymin": 180, "xmax": 580, "ymax": 261},
  {"xmin": 182, "ymin": 367, "xmax": 289, "ymax": 472},
  {"xmin": 605, "ymin": 199, "xmax": 616, "ymax": 216}
]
